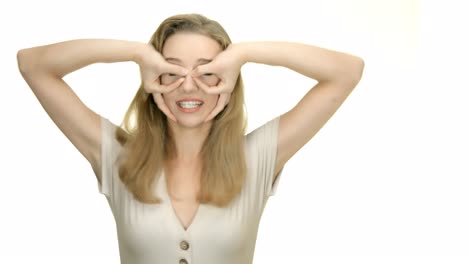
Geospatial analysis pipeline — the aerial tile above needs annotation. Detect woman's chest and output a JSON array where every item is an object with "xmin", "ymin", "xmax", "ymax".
[
  {"xmin": 114, "ymin": 196, "xmax": 259, "ymax": 260},
  {"xmin": 110, "ymin": 170, "xmax": 265, "ymax": 259}
]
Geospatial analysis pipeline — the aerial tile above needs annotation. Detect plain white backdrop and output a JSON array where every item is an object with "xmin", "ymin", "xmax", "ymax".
[{"xmin": 2, "ymin": 0, "xmax": 467, "ymax": 263}]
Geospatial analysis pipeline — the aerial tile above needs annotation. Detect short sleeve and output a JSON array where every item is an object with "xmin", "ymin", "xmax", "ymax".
[
  {"xmin": 246, "ymin": 116, "xmax": 285, "ymax": 200},
  {"xmin": 96, "ymin": 115, "xmax": 122, "ymax": 199}
]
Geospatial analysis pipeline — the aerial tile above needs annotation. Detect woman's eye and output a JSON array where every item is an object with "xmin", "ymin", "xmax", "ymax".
[
  {"xmin": 199, "ymin": 73, "xmax": 220, "ymax": 86},
  {"xmin": 200, "ymin": 73, "xmax": 215, "ymax": 78},
  {"xmin": 162, "ymin": 73, "xmax": 178, "ymax": 78},
  {"xmin": 161, "ymin": 73, "xmax": 181, "ymax": 85}
]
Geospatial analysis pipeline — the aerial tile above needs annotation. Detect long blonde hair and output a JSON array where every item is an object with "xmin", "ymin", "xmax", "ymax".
[{"xmin": 115, "ymin": 14, "xmax": 247, "ymax": 207}]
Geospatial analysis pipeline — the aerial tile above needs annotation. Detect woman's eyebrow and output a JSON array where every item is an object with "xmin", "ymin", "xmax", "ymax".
[
  {"xmin": 165, "ymin": 57, "xmax": 212, "ymax": 65},
  {"xmin": 197, "ymin": 58, "xmax": 212, "ymax": 64},
  {"xmin": 165, "ymin": 57, "xmax": 181, "ymax": 63}
]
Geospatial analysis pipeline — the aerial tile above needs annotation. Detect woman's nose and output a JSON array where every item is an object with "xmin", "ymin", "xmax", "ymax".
[{"xmin": 181, "ymin": 75, "xmax": 198, "ymax": 93}]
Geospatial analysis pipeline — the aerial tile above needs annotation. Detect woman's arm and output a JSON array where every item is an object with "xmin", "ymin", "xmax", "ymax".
[
  {"xmin": 236, "ymin": 42, "xmax": 365, "ymax": 176},
  {"xmin": 239, "ymin": 41, "xmax": 363, "ymax": 83},
  {"xmin": 17, "ymin": 39, "xmax": 147, "ymax": 179}
]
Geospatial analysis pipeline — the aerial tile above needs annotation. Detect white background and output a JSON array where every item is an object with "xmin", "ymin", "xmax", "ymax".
[{"xmin": 2, "ymin": 0, "xmax": 467, "ymax": 263}]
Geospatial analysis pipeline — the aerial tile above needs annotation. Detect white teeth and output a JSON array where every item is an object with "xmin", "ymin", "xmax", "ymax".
[{"xmin": 177, "ymin": 101, "xmax": 203, "ymax": 109}]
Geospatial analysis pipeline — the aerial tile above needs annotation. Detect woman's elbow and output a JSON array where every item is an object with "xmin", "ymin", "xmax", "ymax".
[
  {"xmin": 344, "ymin": 56, "xmax": 364, "ymax": 85},
  {"xmin": 17, "ymin": 48, "xmax": 37, "ymax": 75}
]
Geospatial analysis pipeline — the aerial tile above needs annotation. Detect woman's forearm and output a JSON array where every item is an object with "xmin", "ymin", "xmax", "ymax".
[
  {"xmin": 236, "ymin": 41, "xmax": 364, "ymax": 84},
  {"xmin": 17, "ymin": 39, "xmax": 147, "ymax": 78}
]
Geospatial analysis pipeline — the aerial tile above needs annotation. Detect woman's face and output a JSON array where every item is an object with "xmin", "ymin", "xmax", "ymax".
[{"xmin": 156, "ymin": 32, "xmax": 222, "ymax": 128}]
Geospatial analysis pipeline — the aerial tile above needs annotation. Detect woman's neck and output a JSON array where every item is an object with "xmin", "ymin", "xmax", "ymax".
[{"xmin": 168, "ymin": 120, "xmax": 212, "ymax": 162}]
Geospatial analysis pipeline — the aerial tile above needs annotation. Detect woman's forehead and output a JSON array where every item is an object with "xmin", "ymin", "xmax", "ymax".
[{"xmin": 162, "ymin": 33, "xmax": 221, "ymax": 65}]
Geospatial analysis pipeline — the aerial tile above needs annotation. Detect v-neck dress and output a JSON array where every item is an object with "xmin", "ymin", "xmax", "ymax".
[{"xmin": 95, "ymin": 115, "xmax": 284, "ymax": 264}]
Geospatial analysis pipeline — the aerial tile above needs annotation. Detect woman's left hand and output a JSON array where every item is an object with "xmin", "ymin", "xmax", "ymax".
[{"xmin": 192, "ymin": 44, "xmax": 244, "ymax": 122}]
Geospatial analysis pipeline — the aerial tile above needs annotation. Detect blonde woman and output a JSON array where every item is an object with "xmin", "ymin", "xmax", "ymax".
[{"xmin": 17, "ymin": 13, "xmax": 364, "ymax": 264}]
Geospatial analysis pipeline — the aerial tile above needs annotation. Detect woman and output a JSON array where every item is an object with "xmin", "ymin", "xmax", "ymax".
[{"xmin": 17, "ymin": 13, "xmax": 364, "ymax": 264}]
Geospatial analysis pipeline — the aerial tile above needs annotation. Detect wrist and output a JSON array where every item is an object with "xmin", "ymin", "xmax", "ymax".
[
  {"xmin": 132, "ymin": 42, "xmax": 153, "ymax": 64},
  {"xmin": 230, "ymin": 43, "xmax": 249, "ymax": 66}
]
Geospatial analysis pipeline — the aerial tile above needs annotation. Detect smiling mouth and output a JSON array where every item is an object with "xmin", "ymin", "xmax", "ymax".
[
  {"xmin": 176, "ymin": 100, "xmax": 203, "ymax": 112},
  {"xmin": 177, "ymin": 101, "xmax": 204, "ymax": 109}
]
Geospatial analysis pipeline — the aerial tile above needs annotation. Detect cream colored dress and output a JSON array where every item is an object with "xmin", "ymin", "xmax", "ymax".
[{"xmin": 96, "ymin": 115, "xmax": 284, "ymax": 264}]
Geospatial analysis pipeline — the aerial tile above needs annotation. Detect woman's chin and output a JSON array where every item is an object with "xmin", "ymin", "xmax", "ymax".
[{"xmin": 171, "ymin": 115, "xmax": 212, "ymax": 129}]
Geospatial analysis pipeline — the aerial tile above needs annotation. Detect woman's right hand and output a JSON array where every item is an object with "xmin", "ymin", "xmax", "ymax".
[{"xmin": 137, "ymin": 44, "xmax": 188, "ymax": 122}]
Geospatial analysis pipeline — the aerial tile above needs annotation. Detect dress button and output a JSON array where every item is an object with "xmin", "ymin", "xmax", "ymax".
[
  {"xmin": 179, "ymin": 258, "xmax": 188, "ymax": 264},
  {"xmin": 180, "ymin": 240, "xmax": 190, "ymax": 250}
]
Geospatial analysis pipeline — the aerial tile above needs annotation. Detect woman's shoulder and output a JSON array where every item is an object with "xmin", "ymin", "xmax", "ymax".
[
  {"xmin": 245, "ymin": 116, "xmax": 281, "ymax": 141},
  {"xmin": 243, "ymin": 116, "xmax": 281, "ymax": 157},
  {"xmin": 100, "ymin": 115, "xmax": 127, "ymax": 152}
]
